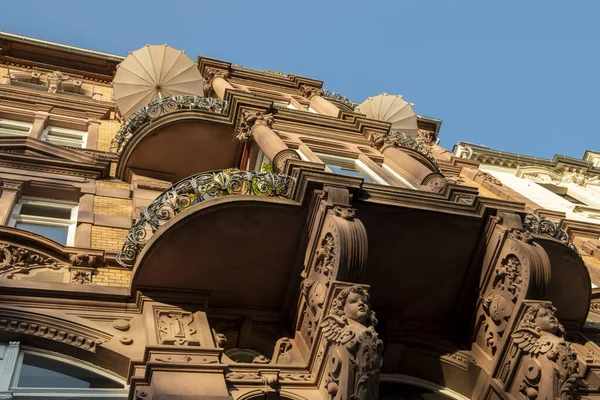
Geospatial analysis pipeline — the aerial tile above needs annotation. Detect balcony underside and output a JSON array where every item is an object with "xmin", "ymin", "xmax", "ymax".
[
  {"xmin": 117, "ymin": 113, "xmax": 242, "ymax": 183},
  {"xmin": 131, "ymin": 196, "xmax": 305, "ymax": 311}
]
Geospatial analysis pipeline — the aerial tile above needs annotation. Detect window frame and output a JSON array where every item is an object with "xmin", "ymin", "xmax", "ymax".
[
  {"xmin": 316, "ymin": 152, "xmax": 389, "ymax": 185},
  {"xmin": 8, "ymin": 345, "xmax": 128, "ymax": 399},
  {"xmin": 41, "ymin": 125, "xmax": 88, "ymax": 148},
  {"xmin": 0, "ymin": 118, "xmax": 32, "ymax": 138},
  {"xmin": 8, "ymin": 197, "xmax": 78, "ymax": 246}
]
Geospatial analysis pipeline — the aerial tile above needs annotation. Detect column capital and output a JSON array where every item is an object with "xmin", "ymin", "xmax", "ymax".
[
  {"xmin": 203, "ymin": 67, "xmax": 230, "ymax": 94},
  {"xmin": 236, "ymin": 109, "xmax": 275, "ymax": 141},
  {"xmin": 299, "ymin": 84, "xmax": 324, "ymax": 99}
]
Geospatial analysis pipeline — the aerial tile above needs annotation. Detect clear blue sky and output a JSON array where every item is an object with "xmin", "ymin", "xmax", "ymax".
[{"xmin": 0, "ymin": 1, "xmax": 597, "ymax": 159}]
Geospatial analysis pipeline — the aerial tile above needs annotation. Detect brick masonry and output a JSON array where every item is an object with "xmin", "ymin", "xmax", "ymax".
[
  {"xmin": 98, "ymin": 119, "xmax": 120, "ymax": 152},
  {"xmin": 94, "ymin": 267, "xmax": 131, "ymax": 287},
  {"xmin": 94, "ymin": 196, "xmax": 132, "ymax": 218},
  {"xmin": 91, "ymin": 226, "xmax": 129, "ymax": 253}
]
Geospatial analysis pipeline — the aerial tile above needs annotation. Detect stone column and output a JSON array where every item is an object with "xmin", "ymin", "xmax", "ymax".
[
  {"xmin": 299, "ymin": 84, "xmax": 341, "ymax": 117},
  {"xmin": 203, "ymin": 67, "xmax": 233, "ymax": 99},
  {"xmin": 0, "ymin": 180, "xmax": 22, "ymax": 224},
  {"xmin": 237, "ymin": 110, "xmax": 300, "ymax": 173}
]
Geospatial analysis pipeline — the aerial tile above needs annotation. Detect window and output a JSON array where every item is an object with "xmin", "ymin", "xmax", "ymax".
[
  {"xmin": 9, "ymin": 198, "xmax": 78, "ymax": 246},
  {"xmin": 0, "ymin": 118, "xmax": 32, "ymax": 137},
  {"xmin": 316, "ymin": 153, "xmax": 385, "ymax": 184},
  {"xmin": 41, "ymin": 126, "xmax": 87, "ymax": 148},
  {"xmin": 2, "ymin": 343, "xmax": 128, "ymax": 399}
]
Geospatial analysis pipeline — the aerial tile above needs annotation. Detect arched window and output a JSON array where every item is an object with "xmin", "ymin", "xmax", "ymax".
[{"xmin": 0, "ymin": 342, "xmax": 128, "ymax": 399}]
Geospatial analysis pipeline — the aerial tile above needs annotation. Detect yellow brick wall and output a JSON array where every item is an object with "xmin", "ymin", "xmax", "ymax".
[
  {"xmin": 96, "ymin": 180, "xmax": 130, "ymax": 190},
  {"xmin": 91, "ymin": 226, "xmax": 129, "ymax": 252},
  {"xmin": 94, "ymin": 196, "xmax": 132, "ymax": 218},
  {"xmin": 98, "ymin": 119, "xmax": 121, "ymax": 152},
  {"xmin": 94, "ymin": 268, "xmax": 131, "ymax": 287}
]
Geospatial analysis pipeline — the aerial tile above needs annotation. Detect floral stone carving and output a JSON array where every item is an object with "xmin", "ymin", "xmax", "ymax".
[
  {"xmin": 0, "ymin": 243, "xmax": 68, "ymax": 280},
  {"xmin": 236, "ymin": 110, "xmax": 275, "ymax": 141},
  {"xmin": 320, "ymin": 286, "xmax": 383, "ymax": 400}
]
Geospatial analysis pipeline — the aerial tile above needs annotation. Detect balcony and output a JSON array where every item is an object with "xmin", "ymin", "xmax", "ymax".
[
  {"xmin": 118, "ymin": 169, "xmax": 296, "ymax": 268},
  {"xmin": 110, "ymin": 95, "xmax": 240, "ymax": 183}
]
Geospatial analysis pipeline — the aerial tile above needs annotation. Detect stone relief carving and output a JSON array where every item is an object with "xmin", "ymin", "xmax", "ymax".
[
  {"xmin": 416, "ymin": 129, "xmax": 436, "ymax": 146},
  {"xmin": 422, "ymin": 173, "xmax": 447, "ymax": 193},
  {"xmin": 320, "ymin": 286, "xmax": 383, "ymax": 400},
  {"xmin": 156, "ymin": 310, "xmax": 200, "ymax": 346},
  {"xmin": 475, "ymin": 170, "xmax": 503, "ymax": 186},
  {"xmin": 508, "ymin": 303, "xmax": 587, "ymax": 400},
  {"xmin": 476, "ymin": 255, "xmax": 523, "ymax": 357},
  {"xmin": 299, "ymin": 84, "xmax": 324, "ymax": 99},
  {"xmin": 0, "ymin": 243, "xmax": 68, "ymax": 279},
  {"xmin": 203, "ymin": 67, "xmax": 230, "ymax": 95},
  {"xmin": 69, "ymin": 253, "xmax": 97, "ymax": 267},
  {"xmin": 236, "ymin": 109, "xmax": 274, "ymax": 141},
  {"xmin": 70, "ymin": 268, "xmax": 93, "ymax": 284},
  {"xmin": 272, "ymin": 148, "xmax": 301, "ymax": 173}
]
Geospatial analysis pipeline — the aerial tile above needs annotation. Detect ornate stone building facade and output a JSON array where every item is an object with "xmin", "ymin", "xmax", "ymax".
[{"xmin": 0, "ymin": 31, "xmax": 599, "ymax": 399}]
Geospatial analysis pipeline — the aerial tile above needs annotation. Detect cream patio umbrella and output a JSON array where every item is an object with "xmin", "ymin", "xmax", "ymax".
[
  {"xmin": 356, "ymin": 93, "xmax": 418, "ymax": 137},
  {"xmin": 113, "ymin": 44, "xmax": 204, "ymax": 118}
]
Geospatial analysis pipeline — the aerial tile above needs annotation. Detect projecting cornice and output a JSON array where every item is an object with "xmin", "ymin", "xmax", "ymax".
[
  {"xmin": 0, "ymin": 84, "xmax": 114, "ymax": 119},
  {"xmin": 454, "ymin": 142, "xmax": 600, "ymax": 176},
  {"xmin": 0, "ymin": 137, "xmax": 111, "ymax": 179}
]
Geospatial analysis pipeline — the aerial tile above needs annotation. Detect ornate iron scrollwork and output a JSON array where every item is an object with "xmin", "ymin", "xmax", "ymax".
[
  {"xmin": 110, "ymin": 95, "xmax": 229, "ymax": 153},
  {"xmin": 523, "ymin": 213, "xmax": 578, "ymax": 253},
  {"xmin": 322, "ymin": 89, "xmax": 359, "ymax": 110},
  {"xmin": 386, "ymin": 131, "xmax": 440, "ymax": 171},
  {"xmin": 116, "ymin": 169, "xmax": 295, "ymax": 267}
]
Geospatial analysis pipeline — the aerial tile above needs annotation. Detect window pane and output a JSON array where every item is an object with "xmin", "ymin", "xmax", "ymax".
[
  {"xmin": 20, "ymin": 204, "xmax": 72, "ymax": 219},
  {"xmin": 326, "ymin": 164, "xmax": 374, "ymax": 183},
  {"xmin": 15, "ymin": 223, "xmax": 68, "ymax": 244},
  {"xmin": 17, "ymin": 353, "xmax": 124, "ymax": 389}
]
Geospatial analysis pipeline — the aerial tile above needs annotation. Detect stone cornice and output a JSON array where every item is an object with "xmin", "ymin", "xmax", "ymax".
[
  {"xmin": 454, "ymin": 142, "xmax": 600, "ymax": 176},
  {"xmin": 198, "ymin": 56, "xmax": 323, "ymax": 92},
  {"xmin": 0, "ymin": 137, "xmax": 110, "ymax": 179},
  {"xmin": 292, "ymin": 168, "xmax": 525, "ymax": 218},
  {"xmin": 0, "ymin": 84, "xmax": 113, "ymax": 119}
]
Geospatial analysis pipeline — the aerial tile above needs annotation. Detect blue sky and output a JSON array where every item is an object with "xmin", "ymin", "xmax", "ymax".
[{"xmin": 0, "ymin": 1, "xmax": 597, "ymax": 159}]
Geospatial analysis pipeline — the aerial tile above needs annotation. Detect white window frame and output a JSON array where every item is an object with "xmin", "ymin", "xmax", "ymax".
[
  {"xmin": 41, "ymin": 126, "xmax": 88, "ymax": 148},
  {"xmin": 4, "ymin": 343, "xmax": 128, "ymax": 399},
  {"xmin": 317, "ymin": 153, "xmax": 388, "ymax": 185},
  {"xmin": 0, "ymin": 118, "xmax": 32, "ymax": 137},
  {"xmin": 8, "ymin": 197, "xmax": 78, "ymax": 246}
]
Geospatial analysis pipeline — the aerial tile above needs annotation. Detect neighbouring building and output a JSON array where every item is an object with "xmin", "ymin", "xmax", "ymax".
[{"xmin": 0, "ymin": 31, "xmax": 598, "ymax": 399}]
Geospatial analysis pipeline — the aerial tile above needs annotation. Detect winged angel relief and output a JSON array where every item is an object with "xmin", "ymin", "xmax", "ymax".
[
  {"xmin": 512, "ymin": 303, "xmax": 586, "ymax": 400},
  {"xmin": 320, "ymin": 286, "xmax": 383, "ymax": 400}
]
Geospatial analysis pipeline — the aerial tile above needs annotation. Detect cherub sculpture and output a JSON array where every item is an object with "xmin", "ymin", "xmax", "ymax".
[
  {"xmin": 512, "ymin": 303, "xmax": 586, "ymax": 399},
  {"xmin": 320, "ymin": 286, "xmax": 383, "ymax": 400}
]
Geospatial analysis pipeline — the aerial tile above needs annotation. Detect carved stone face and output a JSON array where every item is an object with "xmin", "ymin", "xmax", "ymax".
[
  {"xmin": 344, "ymin": 292, "xmax": 369, "ymax": 325},
  {"xmin": 535, "ymin": 307, "xmax": 559, "ymax": 334}
]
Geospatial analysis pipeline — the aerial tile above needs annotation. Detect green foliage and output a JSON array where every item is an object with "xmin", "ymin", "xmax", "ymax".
[{"xmin": 260, "ymin": 162, "xmax": 274, "ymax": 173}]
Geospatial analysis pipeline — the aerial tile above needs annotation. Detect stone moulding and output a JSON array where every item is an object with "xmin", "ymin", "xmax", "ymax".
[
  {"xmin": 523, "ymin": 213, "xmax": 578, "ymax": 254},
  {"xmin": 109, "ymin": 95, "xmax": 229, "ymax": 154},
  {"xmin": 116, "ymin": 169, "xmax": 295, "ymax": 268}
]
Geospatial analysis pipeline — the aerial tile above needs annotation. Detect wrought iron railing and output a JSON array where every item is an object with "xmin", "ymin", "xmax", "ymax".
[
  {"xmin": 322, "ymin": 89, "xmax": 359, "ymax": 110},
  {"xmin": 386, "ymin": 131, "xmax": 440, "ymax": 170},
  {"xmin": 116, "ymin": 169, "xmax": 295, "ymax": 268},
  {"xmin": 523, "ymin": 213, "xmax": 578, "ymax": 253},
  {"xmin": 110, "ymin": 95, "xmax": 229, "ymax": 154}
]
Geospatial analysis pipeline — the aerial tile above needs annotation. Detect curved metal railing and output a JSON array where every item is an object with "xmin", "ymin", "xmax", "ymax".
[
  {"xmin": 110, "ymin": 95, "xmax": 229, "ymax": 154},
  {"xmin": 116, "ymin": 169, "xmax": 295, "ymax": 268}
]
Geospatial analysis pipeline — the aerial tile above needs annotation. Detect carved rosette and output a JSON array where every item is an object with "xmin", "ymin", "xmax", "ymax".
[
  {"xmin": 422, "ymin": 173, "xmax": 447, "ymax": 193},
  {"xmin": 299, "ymin": 84, "xmax": 324, "ymax": 100},
  {"xmin": 236, "ymin": 110, "xmax": 275, "ymax": 141},
  {"xmin": 203, "ymin": 67, "xmax": 230, "ymax": 95},
  {"xmin": 475, "ymin": 170, "xmax": 503, "ymax": 186}
]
